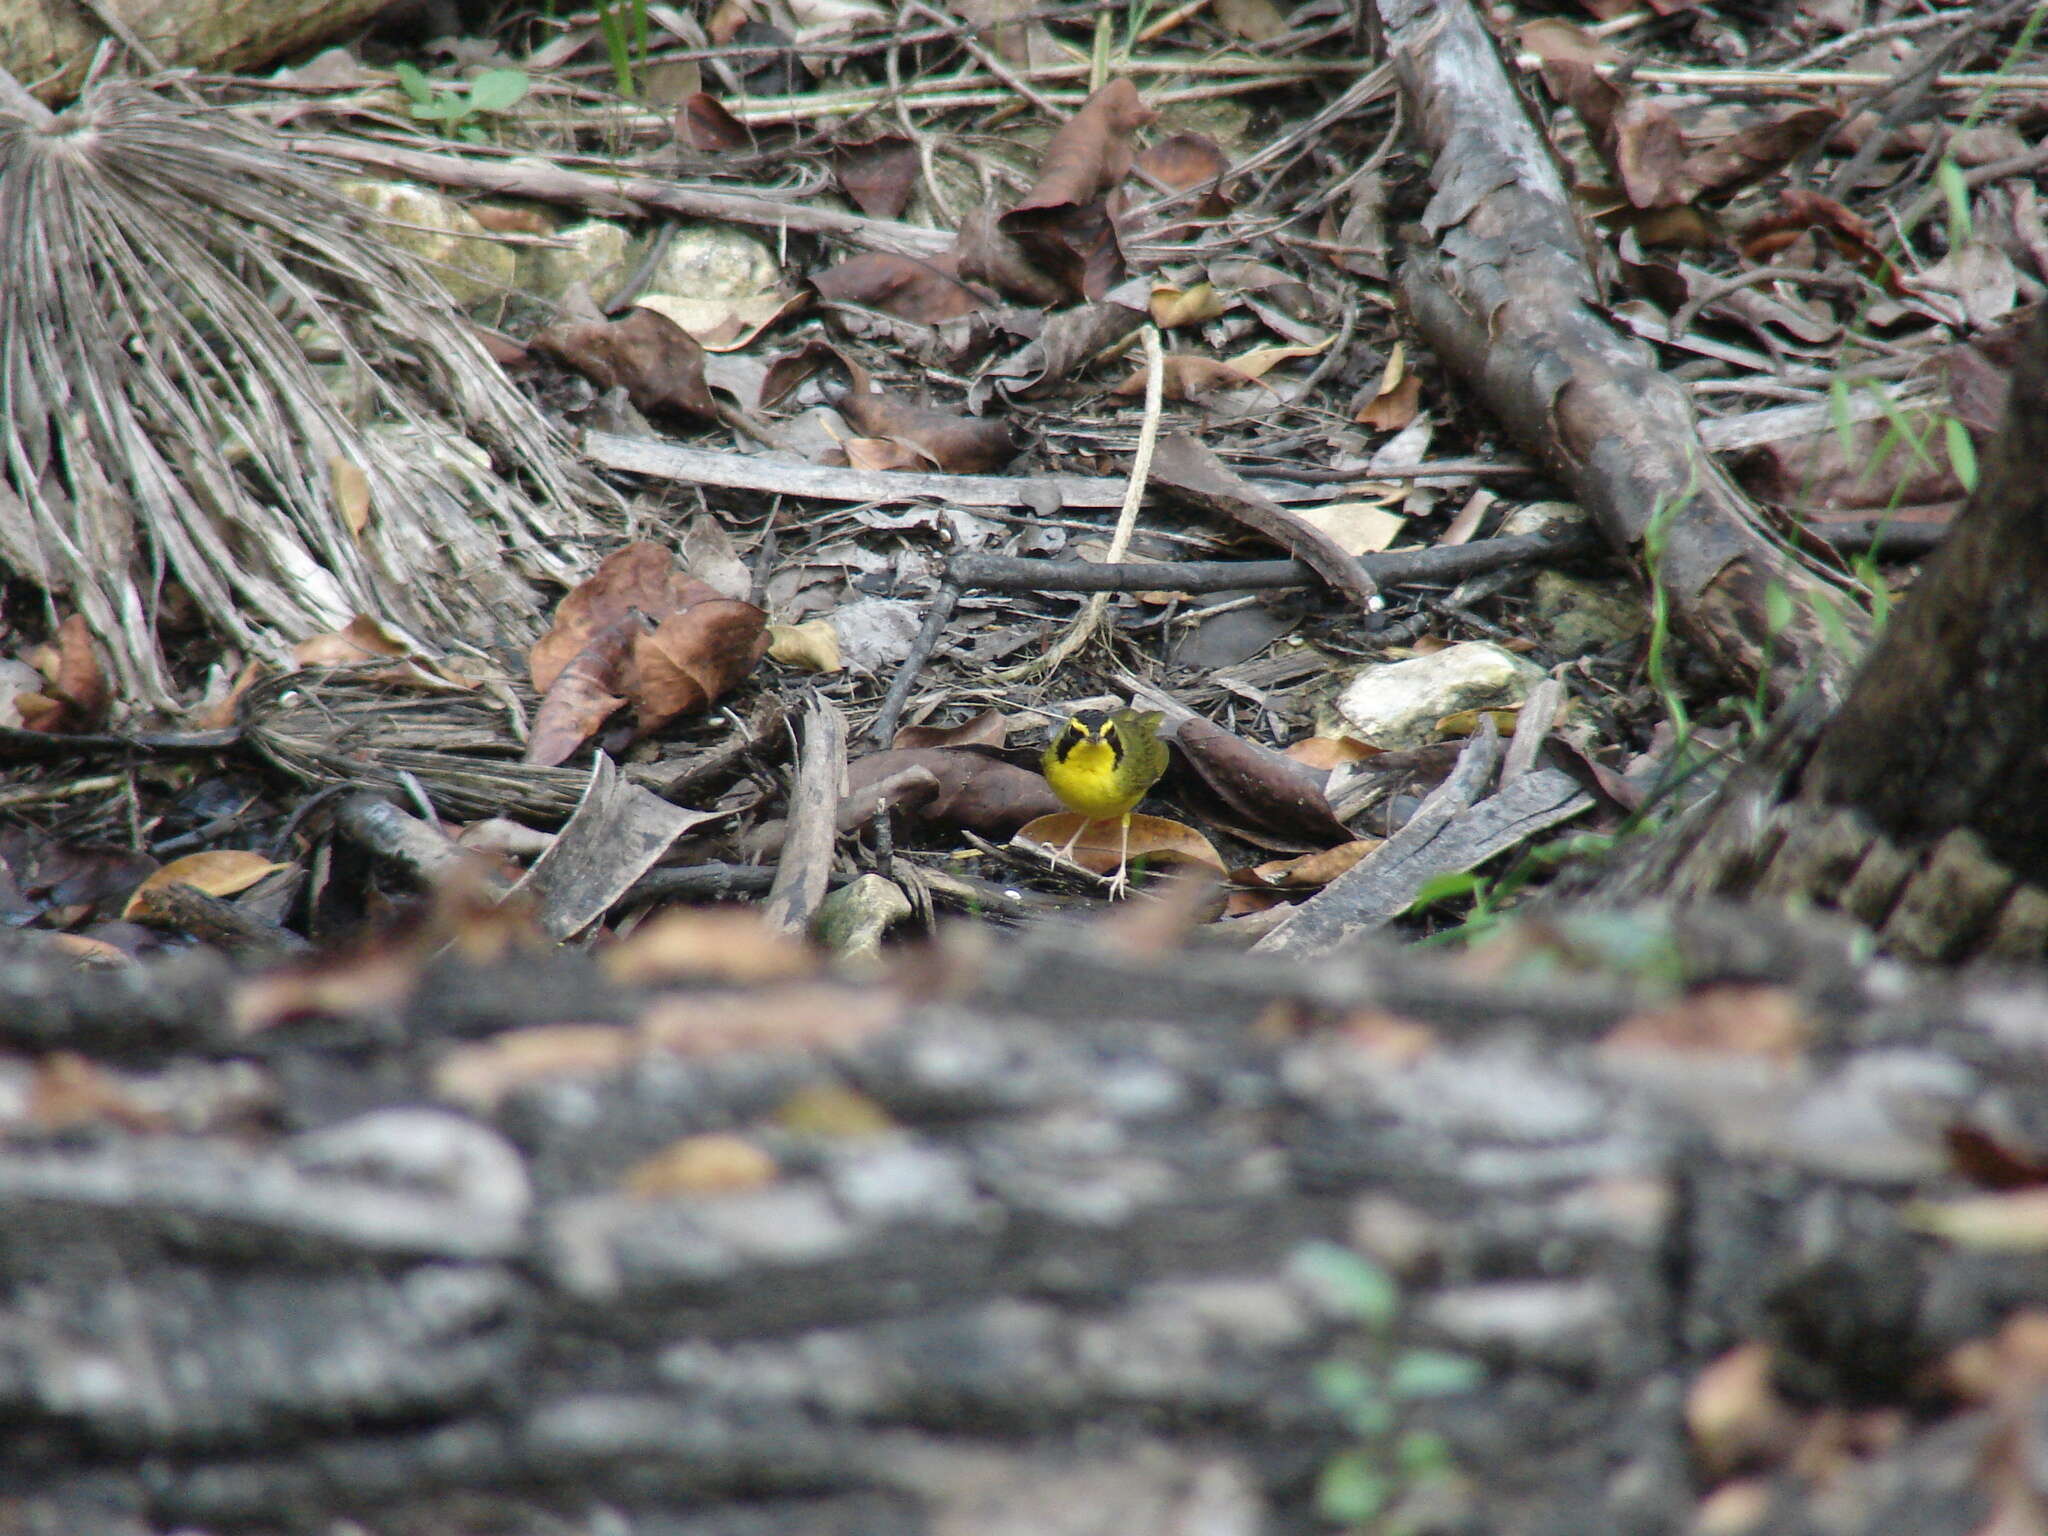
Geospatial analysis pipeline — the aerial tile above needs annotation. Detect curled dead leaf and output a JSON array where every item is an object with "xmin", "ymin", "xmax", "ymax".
[
  {"xmin": 122, "ymin": 850, "xmax": 290, "ymax": 921},
  {"xmin": 1016, "ymin": 811, "xmax": 1226, "ymax": 877},
  {"xmin": 530, "ymin": 306, "xmax": 717, "ymax": 419},
  {"xmin": 631, "ymin": 599, "xmax": 771, "ymax": 731},
  {"xmin": 767, "ymin": 620, "xmax": 843, "ymax": 672},
  {"xmin": 845, "ymin": 747, "xmax": 1061, "ymax": 837},
  {"xmin": 832, "ymin": 385, "xmax": 1020, "ymax": 473}
]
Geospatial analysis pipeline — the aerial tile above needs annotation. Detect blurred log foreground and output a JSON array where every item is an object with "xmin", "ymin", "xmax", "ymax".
[
  {"xmin": 4, "ymin": 895, "xmax": 2048, "ymax": 1536},
  {"xmin": 14, "ymin": 179, "xmax": 2048, "ymax": 1536}
]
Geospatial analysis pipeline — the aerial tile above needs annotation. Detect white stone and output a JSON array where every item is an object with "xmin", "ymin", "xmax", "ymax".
[{"xmin": 1336, "ymin": 641, "xmax": 1545, "ymax": 747}]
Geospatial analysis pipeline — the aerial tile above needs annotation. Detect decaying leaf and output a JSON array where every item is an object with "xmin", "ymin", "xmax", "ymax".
[
  {"xmin": 527, "ymin": 542, "xmax": 768, "ymax": 767},
  {"xmin": 1173, "ymin": 714, "xmax": 1356, "ymax": 851},
  {"xmin": 832, "ymin": 134, "xmax": 919, "ymax": 219},
  {"xmin": 1016, "ymin": 811, "xmax": 1226, "ymax": 877},
  {"xmin": 812, "ymin": 248, "xmax": 989, "ymax": 323},
  {"xmin": 17, "ymin": 615, "xmax": 109, "ymax": 733},
  {"xmin": 632, "ymin": 599, "xmax": 773, "ymax": 730},
  {"xmin": 892, "ymin": 708, "xmax": 1009, "ymax": 750},
  {"xmin": 674, "ymin": 92, "xmax": 752, "ymax": 152},
  {"xmin": 832, "ymin": 384, "xmax": 1021, "ymax": 472},
  {"xmin": 123, "ymin": 851, "xmax": 290, "ymax": 922},
  {"xmin": 530, "ymin": 306, "xmax": 718, "ymax": 419},
  {"xmin": 845, "ymin": 747, "xmax": 1061, "ymax": 836}
]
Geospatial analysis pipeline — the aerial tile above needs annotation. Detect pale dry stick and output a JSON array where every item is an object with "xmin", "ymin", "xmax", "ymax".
[
  {"xmin": 1509, "ymin": 59, "xmax": 2048, "ymax": 94},
  {"xmin": 1665, "ymin": 264, "xmax": 1871, "ymax": 345},
  {"xmin": 1004, "ymin": 326, "xmax": 1168, "ymax": 680},
  {"xmin": 903, "ymin": 0, "xmax": 1070, "ymax": 120},
  {"xmin": 883, "ymin": 34, "xmax": 958, "ymax": 227},
  {"xmin": 1785, "ymin": 8, "xmax": 1981, "ymax": 70},
  {"xmin": 1137, "ymin": 0, "xmax": 1212, "ymax": 44},
  {"xmin": 1895, "ymin": 140, "xmax": 2048, "ymax": 240}
]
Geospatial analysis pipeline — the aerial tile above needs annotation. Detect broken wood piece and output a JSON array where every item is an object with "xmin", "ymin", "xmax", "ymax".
[
  {"xmin": 1254, "ymin": 720, "xmax": 1593, "ymax": 956},
  {"xmin": 580, "ymin": 432, "xmax": 1365, "ymax": 513},
  {"xmin": 1150, "ymin": 432, "xmax": 1379, "ymax": 610},
  {"xmin": 763, "ymin": 698, "xmax": 850, "ymax": 935},
  {"xmin": 515, "ymin": 754, "xmax": 722, "ymax": 940},
  {"xmin": 333, "ymin": 791, "xmax": 515, "ymax": 900}
]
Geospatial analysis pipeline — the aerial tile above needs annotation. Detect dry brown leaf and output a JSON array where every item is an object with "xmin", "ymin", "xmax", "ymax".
[
  {"xmin": 1113, "ymin": 353, "xmax": 1260, "ymax": 401},
  {"xmin": 1016, "ymin": 811, "xmax": 1226, "ymax": 876},
  {"xmin": 950, "ymin": 204, "xmax": 1069, "ymax": 307},
  {"xmin": 122, "ymin": 851, "xmax": 289, "ymax": 920},
  {"xmin": 846, "ymin": 747, "xmax": 1061, "ymax": 837},
  {"xmin": 892, "ymin": 707, "xmax": 1008, "ymax": 750},
  {"xmin": 812, "ymin": 248, "xmax": 989, "ymax": 323},
  {"xmin": 674, "ymin": 91, "xmax": 751, "ymax": 151},
  {"xmin": 1227, "ymin": 334, "xmax": 1332, "ymax": 380},
  {"xmin": 331, "ymin": 455, "xmax": 371, "ymax": 537},
  {"xmin": 833, "ymin": 385, "xmax": 1020, "ymax": 473},
  {"xmin": 529, "ymin": 543, "xmax": 720, "ymax": 693},
  {"xmin": 1010, "ymin": 77, "xmax": 1155, "ymax": 215},
  {"xmin": 767, "ymin": 620, "xmax": 843, "ymax": 672},
  {"xmin": 1174, "ymin": 714, "xmax": 1356, "ymax": 850},
  {"xmin": 840, "ymin": 436, "xmax": 931, "ymax": 472},
  {"xmin": 1285, "ymin": 736, "xmax": 1382, "ymax": 771},
  {"xmin": 530, "ymin": 306, "xmax": 717, "ymax": 419},
  {"xmin": 1288, "ymin": 500, "xmax": 1407, "ymax": 557},
  {"xmin": 1240, "ymin": 840, "xmax": 1383, "ymax": 888},
  {"xmin": 832, "ymin": 134, "xmax": 919, "ymax": 219},
  {"xmin": 525, "ymin": 613, "xmax": 640, "ymax": 768},
  {"xmin": 1134, "ymin": 132, "xmax": 1233, "ymax": 219},
  {"xmin": 188, "ymin": 658, "xmax": 267, "ymax": 731},
  {"xmin": 633, "ymin": 291, "xmax": 807, "ymax": 353},
  {"xmin": 1356, "ymin": 372, "xmax": 1423, "ymax": 430},
  {"xmin": 631, "ymin": 599, "xmax": 771, "ymax": 731},
  {"xmin": 31, "ymin": 615, "xmax": 109, "ymax": 731},
  {"xmin": 1149, "ymin": 282, "xmax": 1227, "ymax": 328}
]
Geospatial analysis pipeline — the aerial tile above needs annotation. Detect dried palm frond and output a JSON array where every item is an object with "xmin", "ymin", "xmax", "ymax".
[{"xmin": 0, "ymin": 79, "xmax": 611, "ymax": 709}]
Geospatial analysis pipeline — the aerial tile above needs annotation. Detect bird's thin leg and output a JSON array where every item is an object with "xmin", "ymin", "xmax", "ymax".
[
  {"xmin": 1107, "ymin": 813, "xmax": 1132, "ymax": 899},
  {"xmin": 1049, "ymin": 818, "xmax": 1091, "ymax": 869}
]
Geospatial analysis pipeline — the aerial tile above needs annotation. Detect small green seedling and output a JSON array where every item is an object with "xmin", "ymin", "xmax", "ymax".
[{"xmin": 392, "ymin": 64, "xmax": 530, "ymax": 142}]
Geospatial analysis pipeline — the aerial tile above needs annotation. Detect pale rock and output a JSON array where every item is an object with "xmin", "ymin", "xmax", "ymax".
[
  {"xmin": 523, "ymin": 219, "xmax": 631, "ymax": 303},
  {"xmin": 648, "ymin": 224, "xmax": 780, "ymax": 299},
  {"xmin": 1533, "ymin": 571, "xmax": 1645, "ymax": 658},
  {"xmin": 1337, "ymin": 641, "xmax": 1545, "ymax": 747},
  {"xmin": 337, "ymin": 181, "xmax": 516, "ymax": 306}
]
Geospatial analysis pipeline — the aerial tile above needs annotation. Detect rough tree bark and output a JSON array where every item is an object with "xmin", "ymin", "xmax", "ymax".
[
  {"xmin": 1603, "ymin": 302, "xmax": 2048, "ymax": 961},
  {"xmin": 1, "ymin": 0, "xmax": 388, "ymax": 102}
]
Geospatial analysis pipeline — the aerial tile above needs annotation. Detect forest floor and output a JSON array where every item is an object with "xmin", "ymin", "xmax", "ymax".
[{"xmin": 5, "ymin": 3, "xmax": 2048, "ymax": 1532}]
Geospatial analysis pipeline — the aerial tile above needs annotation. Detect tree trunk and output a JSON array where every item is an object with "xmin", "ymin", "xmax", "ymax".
[{"xmin": 1596, "ymin": 303, "xmax": 2048, "ymax": 961}]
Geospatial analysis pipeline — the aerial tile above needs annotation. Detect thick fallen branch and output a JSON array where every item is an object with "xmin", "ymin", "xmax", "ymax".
[{"xmin": 1374, "ymin": 0, "xmax": 1871, "ymax": 706}]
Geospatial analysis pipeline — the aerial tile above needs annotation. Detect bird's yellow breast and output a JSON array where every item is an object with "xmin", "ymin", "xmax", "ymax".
[{"xmin": 1046, "ymin": 735, "xmax": 1147, "ymax": 819}]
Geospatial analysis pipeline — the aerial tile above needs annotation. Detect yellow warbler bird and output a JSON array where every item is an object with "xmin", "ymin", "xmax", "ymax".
[{"xmin": 1040, "ymin": 707, "xmax": 1169, "ymax": 898}]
